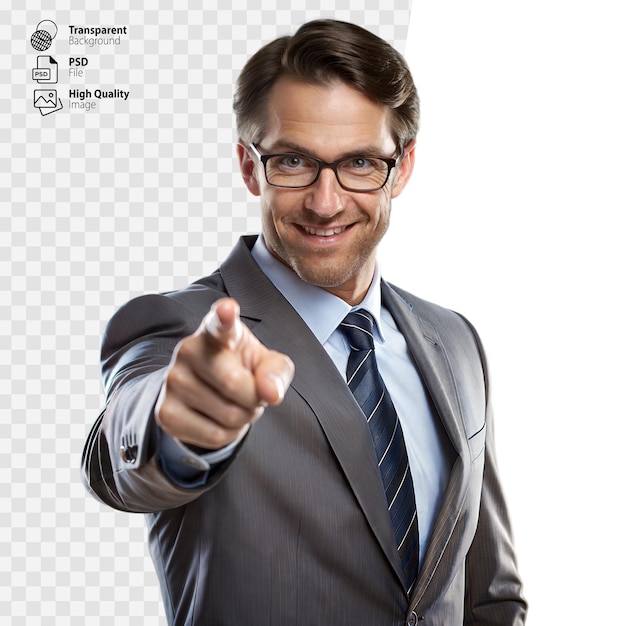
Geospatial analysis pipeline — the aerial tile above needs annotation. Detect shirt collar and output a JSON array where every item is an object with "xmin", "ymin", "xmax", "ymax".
[{"xmin": 251, "ymin": 235, "xmax": 385, "ymax": 345}]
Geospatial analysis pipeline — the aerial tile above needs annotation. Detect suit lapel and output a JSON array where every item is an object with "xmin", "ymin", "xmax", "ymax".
[
  {"xmin": 382, "ymin": 283, "xmax": 468, "ymax": 458},
  {"xmin": 220, "ymin": 238, "xmax": 403, "ymax": 583},
  {"xmin": 382, "ymin": 283, "xmax": 473, "ymax": 602}
]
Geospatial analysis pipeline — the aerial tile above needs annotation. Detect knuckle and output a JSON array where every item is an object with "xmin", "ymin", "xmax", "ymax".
[
  {"xmin": 218, "ymin": 402, "xmax": 246, "ymax": 428},
  {"xmin": 155, "ymin": 401, "xmax": 178, "ymax": 431},
  {"xmin": 175, "ymin": 336, "xmax": 199, "ymax": 362},
  {"xmin": 164, "ymin": 364, "xmax": 191, "ymax": 392},
  {"xmin": 219, "ymin": 366, "xmax": 247, "ymax": 399},
  {"xmin": 204, "ymin": 427, "xmax": 232, "ymax": 450}
]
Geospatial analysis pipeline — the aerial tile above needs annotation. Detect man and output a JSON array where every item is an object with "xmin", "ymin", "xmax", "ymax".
[{"xmin": 82, "ymin": 19, "xmax": 526, "ymax": 626}]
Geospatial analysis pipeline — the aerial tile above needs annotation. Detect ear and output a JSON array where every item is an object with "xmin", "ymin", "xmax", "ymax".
[
  {"xmin": 237, "ymin": 143, "xmax": 261, "ymax": 197},
  {"xmin": 390, "ymin": 139, "xmax": 416, "ymax": 199}
]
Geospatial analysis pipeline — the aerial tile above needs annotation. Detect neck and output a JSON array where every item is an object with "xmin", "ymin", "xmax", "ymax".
[{"xmin": 322, "ymin": 281, "xmax": 371, "ymax": 307}]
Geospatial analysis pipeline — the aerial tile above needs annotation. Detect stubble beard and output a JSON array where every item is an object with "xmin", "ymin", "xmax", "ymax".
[{"xmin": 265, "ymin": 216, "xmax": 390, "ymax": 292}]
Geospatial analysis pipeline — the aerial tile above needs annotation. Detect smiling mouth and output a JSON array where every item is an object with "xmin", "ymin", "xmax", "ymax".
[{"xmin": 301, "ymin": 225, "xmax": 349, "ymax": 237}]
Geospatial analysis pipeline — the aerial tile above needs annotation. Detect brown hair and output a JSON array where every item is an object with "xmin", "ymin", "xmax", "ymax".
[{"xmin": 233, "ymin": 19, "xmax": 419, "ymax": 149}]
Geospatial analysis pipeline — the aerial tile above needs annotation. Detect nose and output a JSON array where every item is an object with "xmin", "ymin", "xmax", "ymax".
[{"xmin": 303, "ymin": 167, "xmax": 344, "ymax": 218}]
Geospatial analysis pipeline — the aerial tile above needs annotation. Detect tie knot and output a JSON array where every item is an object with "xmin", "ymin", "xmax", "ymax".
[{"xmin": 340, "ymin": 309, "xmax": 375, "ymax": 352}]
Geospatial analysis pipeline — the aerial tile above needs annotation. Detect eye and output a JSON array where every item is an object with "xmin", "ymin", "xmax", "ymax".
[
  {"xmin": 342, "ymin": 157, "xmax": 376, "ymax": 173},
  {"xmin": 349, "ymin": 157, "xmax": 371, "ymax": 169},
  {"xmin": 279, "ymin": 155, "xmax": 306, "ymax": 169}
]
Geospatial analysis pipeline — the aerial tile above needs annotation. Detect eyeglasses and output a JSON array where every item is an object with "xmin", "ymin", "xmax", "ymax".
[{"xmin": 249, "ymin": 143, "xmax": 399, "ymax": 193}]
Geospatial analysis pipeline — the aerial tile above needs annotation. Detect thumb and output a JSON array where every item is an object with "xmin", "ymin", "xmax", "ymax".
[{"xmin": 254, "ymin": 352, "xmax": 295, "ymax": 407}]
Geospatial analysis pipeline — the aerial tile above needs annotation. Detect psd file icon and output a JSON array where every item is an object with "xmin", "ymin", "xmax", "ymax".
[
  {"xmin": 34, "ymin": 89, "xmax": 63, "ymax": 116},
  {"xmin": 32, "ymin": 56, "xmax": 58, "ymax": 84}
]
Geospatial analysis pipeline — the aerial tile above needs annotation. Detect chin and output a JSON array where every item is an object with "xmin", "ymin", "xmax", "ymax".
[{"xmin": 291, "ymin": 257, "xmax": 362, "ymax": 290}]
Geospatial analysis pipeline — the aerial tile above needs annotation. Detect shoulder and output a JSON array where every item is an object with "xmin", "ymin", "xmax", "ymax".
[
  {"xmin": 384, "ymin": 281, "xmax": 488, "ymax": 375},
  {"xmin": 100, "ymin": 272, "xmax": 228, "ymax": 393},
  {"xmin": 385, "ymin": 282, "xmax": 478, "ymax": 337},
  {"xmin": 103, "ymin": 271, "xmax": 227, "ymax": 349}
]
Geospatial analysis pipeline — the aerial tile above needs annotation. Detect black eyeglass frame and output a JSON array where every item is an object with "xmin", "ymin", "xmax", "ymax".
[{"xmin": 248, "ymin": 143, "xmax": 400, "ymax": 193}]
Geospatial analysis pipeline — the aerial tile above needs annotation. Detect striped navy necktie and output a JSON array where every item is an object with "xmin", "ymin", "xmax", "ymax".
[{"xmin": 340, "ymin": 309, "xmax": 419, "ymax": 593}]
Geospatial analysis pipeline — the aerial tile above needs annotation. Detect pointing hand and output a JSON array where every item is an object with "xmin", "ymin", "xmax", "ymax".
[{"xmin": 155, "ymin": 298, "xmax": 295, "ymax": 450}]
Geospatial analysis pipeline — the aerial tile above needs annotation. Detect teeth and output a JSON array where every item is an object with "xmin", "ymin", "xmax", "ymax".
[{"xmin": 303, "ymin": 226, "xmax": 347, "ymax": 236}]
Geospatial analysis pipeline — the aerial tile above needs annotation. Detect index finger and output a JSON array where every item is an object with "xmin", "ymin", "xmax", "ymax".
[{"xmin": 200, "ymin": 298, "xmax": 243, "ymax": 351}]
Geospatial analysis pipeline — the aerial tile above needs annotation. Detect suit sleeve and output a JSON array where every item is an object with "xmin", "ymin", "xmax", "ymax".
[
  {"xmin": 81, "ymin": 290, "xmax": 240, "ymax": 513},
  {"xmin": 462, "ymin": 321, "xmax": 528, "ymax": 624}
]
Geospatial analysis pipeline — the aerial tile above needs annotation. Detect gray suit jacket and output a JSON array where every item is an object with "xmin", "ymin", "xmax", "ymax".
[{"xmin": 82, "ymin": 235, "xmax": 526, "ymax": 625}]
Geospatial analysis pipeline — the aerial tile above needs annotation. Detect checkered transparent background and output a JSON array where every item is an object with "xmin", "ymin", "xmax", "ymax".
[{"xmin": 1, "ymin": 1, "xmax": 411, "ymax": 623}]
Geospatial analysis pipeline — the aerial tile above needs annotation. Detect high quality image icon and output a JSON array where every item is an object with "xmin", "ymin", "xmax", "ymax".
[{"xmin": 33, "ymin": 89, "xmax": 63, "ymax": 116}]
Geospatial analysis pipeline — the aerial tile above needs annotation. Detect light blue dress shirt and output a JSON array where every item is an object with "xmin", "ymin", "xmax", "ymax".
[{"xmin": 160, "ymin": 236, "xmax": 453, "ymax": 564}]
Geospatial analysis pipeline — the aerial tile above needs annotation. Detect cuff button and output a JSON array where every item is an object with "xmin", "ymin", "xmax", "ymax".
[{"xmin": 120, "ymin": 445, "xmax": 138, "ymax": 464}]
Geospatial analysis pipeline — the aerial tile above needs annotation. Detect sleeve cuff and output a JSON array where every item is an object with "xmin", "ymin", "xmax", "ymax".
[{"xmin": 158, "ymin": 426, "xmax": 249, "ymax": 488}]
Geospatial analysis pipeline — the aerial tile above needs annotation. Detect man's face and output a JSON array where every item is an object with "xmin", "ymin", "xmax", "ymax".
[{"xmin": 238, "ymin": 77, "xmax": 415, "ymax": 304}]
